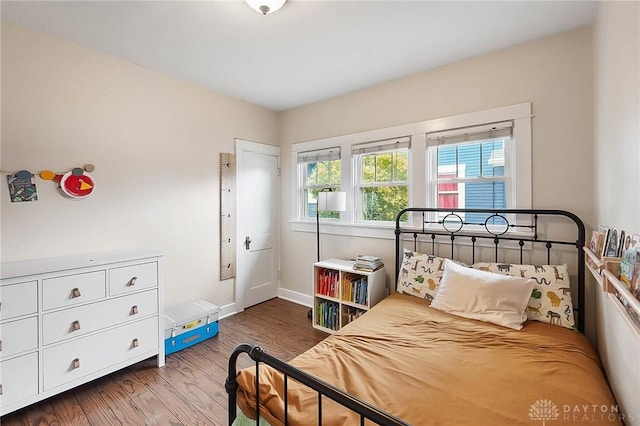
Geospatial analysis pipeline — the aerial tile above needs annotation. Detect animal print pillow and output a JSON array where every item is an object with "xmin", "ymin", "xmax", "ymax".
[
  {"xmin": 396, "ymin": 249, "xmax": 447, "ymax": 302},
  {"xmin": 472, "ymin": 262, "xmax": 576, "ymax": 330}
]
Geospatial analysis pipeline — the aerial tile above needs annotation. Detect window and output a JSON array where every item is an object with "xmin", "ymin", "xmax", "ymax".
[
  {"xmin": 353, "ymin": 138, "xmax": 410, "ymax": 222},
  {"xmin": 298, "ymin": 148, "xmax": 341, "ymax": 219},
  {"xmin": 290, "ymin": 103, "xmax": 531, "ymax": 239},
  {"xmin": 427, "ymin": 122, "xmax": 512, "ymax": 225}
]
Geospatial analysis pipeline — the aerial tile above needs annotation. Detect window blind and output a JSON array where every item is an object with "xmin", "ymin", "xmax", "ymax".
[
  {"xmin": 352, "ymin": 136, "xmax": 411, "ymax": 155},
  {"xmin": 426, "ymin": 121, "xmax": 513, "ymax": 147},
  {"xmin": 296, "ymin": 147, "xmax": 340, "ymax": 163}
]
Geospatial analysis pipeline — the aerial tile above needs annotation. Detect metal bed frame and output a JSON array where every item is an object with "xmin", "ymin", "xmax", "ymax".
[{"xmin": 226, "ymin": 207, "xmax": 586, "ymax": 426}]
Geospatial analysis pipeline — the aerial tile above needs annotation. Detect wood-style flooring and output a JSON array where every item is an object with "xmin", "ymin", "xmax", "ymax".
[{"xmin": 1, "ymin": 298, "xmax": 327, "ymax": 426}]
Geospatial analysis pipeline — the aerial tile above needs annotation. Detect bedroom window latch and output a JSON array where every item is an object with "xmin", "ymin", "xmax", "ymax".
[{"xmin": 244, "ymin": 236, "xmax": 252, "ymax": 250}]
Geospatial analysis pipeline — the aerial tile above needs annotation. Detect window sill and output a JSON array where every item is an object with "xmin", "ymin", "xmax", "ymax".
[{"xmin": 290, "ymin": 220, "xmax": 397, "ymax": 240}]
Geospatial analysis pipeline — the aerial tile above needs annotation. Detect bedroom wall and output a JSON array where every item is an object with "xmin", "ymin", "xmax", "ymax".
[
  {"xmin": 278, "ymin": 27, "xmax": 594, "ymax": 310},
  {"xmin": 0, "ymin": 23, "xmax": 280, "ymax": 311},
  {"xmin": 593, "ymin": 1, "xmax": 640, "ymax": 422}
]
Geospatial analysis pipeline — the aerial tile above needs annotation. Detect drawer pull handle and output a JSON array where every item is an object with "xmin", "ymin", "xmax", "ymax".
[
  {"xmin": 132, "ymin": 338, "xmax": 139, "ymax": 348},
  {"xmin": 72, "ymin": 358, "xmax": 80, "ymax": 369},
  {"xmin": 71, "ymin": 288, "xmax": 81, "ymax": 298},
  {"xmin": 131, "ymin": 305, "xmax": 139, "ymax": 315},
  {"xmin": 0, "ymin": 340, "xmax": 3, "ymax": 351},
  {"xmin": 0, "ymin": 384, "xmax": 3, "ymax": 395},
  {"xmin": 127, "ymin": 277, "xmax": 138, "ymax": 287},
  {"xmin": 72, "ymin": 320, "xmax": 81, "ymax": 331}
]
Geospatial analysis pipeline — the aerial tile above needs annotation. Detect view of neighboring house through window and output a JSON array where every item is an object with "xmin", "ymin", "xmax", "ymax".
[
  {"xmin": 427, "ymin": 123, "xmax": 511, "ymax": 225},
  {"xmin": 353, "ymin": 137, "xmax": 410, "ymax": 222},
  {"xmin": 298, "ymin": 147, "xmax": 341, "ymax": 219}
]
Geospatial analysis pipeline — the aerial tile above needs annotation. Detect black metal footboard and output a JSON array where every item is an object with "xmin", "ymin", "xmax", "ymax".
[{"xmin": 225, "ymin": 344, "xmax": 409, "ymax": 426}]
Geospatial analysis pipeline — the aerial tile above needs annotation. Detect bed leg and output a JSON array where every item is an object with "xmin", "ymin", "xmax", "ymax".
[{"xmin": 226, "ymin": 344, "xmax": 253, "ymax": 425}]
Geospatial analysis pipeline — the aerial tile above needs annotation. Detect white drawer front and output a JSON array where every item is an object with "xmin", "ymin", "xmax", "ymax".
[
  {"xmin": 43, "ymin": 316, "xmax": 158, "ymax": 391},
  {"xmin": 1, "ymin": 317, "xmax": 38, "ymax": 358},
  {"xmin": 43, "ymin": 271, "xmax": 106, "ymax": 311},
  {"xmin": 0, "ymin": 352, "xmax": 39, "ymax": 408},
  {"xmin": 109, "ymin": 262, "xmax": 158, "ymax": 296},
  {"xmin": 42, "ymin": 289, "xmax": 159, "ymax": 345},
  {"xmin": 0, "ymin": 281, "xmax": 38, "ymax": 320}
]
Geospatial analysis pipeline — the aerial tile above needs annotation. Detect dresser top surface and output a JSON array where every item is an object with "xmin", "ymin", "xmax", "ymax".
[{"xmin": 0, "ymin": 249, "xmax": 163, "ymax": 279}]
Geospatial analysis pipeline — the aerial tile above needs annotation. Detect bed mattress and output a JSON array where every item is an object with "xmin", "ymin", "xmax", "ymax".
[{"xmin": 236, "ymin": 293, "xmax": 620, "ymax": 425}]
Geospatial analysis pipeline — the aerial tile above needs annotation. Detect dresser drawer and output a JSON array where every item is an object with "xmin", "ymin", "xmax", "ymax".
[
  {"xmin": 1, "ymin": 317, "xmax": 38, "ymax": 358},
  {"xmin": 109, "ymin": 262, "xmax": 157, "ymax": 296},
  {"xmin": 43, "ymin": 316, "xmax": 158, "ymax": 391},
  {"xmin": 42, "ymin": 271, "xmax": 106, "ymax": 311},
  {"xmin": 0, "ymin": 281, "xmax": 37, "ymax": 320},
  {"xmin": 42, "ymin": 289, "xmax": 159, "ymax": 345},
  {"xmin": 0, "ymin": 352, "xmax": 39, "ymax": 408}
]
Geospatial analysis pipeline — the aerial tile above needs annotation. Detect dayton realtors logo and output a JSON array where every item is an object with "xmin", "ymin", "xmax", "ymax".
[
  {"xmin": 529, "ymin": 400, "xmax": 629, "ymax": 423},
  {"xmin": 529, "ymin": 399, "xmax": 560, "ymax": 425}
]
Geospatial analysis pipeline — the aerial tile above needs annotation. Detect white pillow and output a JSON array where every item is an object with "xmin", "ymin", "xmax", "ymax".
[{"xmin": 431, "ymin": 259, "xmax": 535, "ymax": 330}]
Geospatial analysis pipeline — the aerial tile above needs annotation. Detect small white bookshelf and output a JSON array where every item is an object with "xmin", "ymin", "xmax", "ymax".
[{"xmin": 312, "ymin": 259, "xmax": 387, "ymax": 333}]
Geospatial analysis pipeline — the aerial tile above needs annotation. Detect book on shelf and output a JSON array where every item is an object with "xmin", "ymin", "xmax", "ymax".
[
  {"xmin": 589, "ymin": 230, "xmax": 606, "ymax": 259},
  {"xmin": 317, "ymin": 268, "xmax": 339, "ymax": 297},
  {"xmin": 353, "ymin": 254, "xmax": 383, "ymax": 272},
  {"xmin": 603, "ymin": 227, "xmax": 625, "ymax": 258},
  {"xmin": 316, "ymin": 300, "xmax": 339, "ymax": 330},
  {"xmin": 342, "ymin": 275, "xmax": 368, "ymax": 305},
  {"xmin": 343, "ymin": 306, "xmax": 366, "ymax": 324},
  {"xmin": 598, "ymin": 225, "xmax": 612, "ymax": 259},
  {"xmin": 619, "ymin": 233, "xmax": 640, "ymax": 293}
]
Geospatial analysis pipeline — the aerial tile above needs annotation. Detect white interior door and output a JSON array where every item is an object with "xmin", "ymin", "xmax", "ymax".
[{"xmin": 236, "ymin": 139, "xmax": 280, "ymax": 310}]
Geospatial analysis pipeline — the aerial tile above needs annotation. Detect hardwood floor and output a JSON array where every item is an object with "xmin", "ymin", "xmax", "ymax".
[{"xmin": 1, "ymin": 298, "xmax": 327, "ymax": 426}]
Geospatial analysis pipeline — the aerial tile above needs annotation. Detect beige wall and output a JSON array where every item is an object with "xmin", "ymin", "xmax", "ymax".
[
  {"xmin": 593, "ymin": 1, "xmax": 640, "ymax": 421},
  {"xmin": 279, "ymin": 27, "xmax": 595, "ymax": 300},
  {"xmin": 0, "ymin": 23, "xmax": 280, "ymax": 310},
  {"xmin": 1, "ymin": 5, "xmax": 638, "ymax": 420}
]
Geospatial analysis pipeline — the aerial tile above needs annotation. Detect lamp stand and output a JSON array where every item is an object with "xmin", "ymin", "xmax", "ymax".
[{"xmin": 316, "ymin": 208, "xmax": 320, "ymax": 262}]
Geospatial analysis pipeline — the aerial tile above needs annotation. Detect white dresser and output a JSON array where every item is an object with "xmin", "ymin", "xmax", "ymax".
[{"xmin": 0, "ymin": 249, "xmax": 165, "ymax": 416}]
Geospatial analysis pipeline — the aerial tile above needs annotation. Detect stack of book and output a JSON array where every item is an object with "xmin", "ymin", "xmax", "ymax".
[{"xmin": 353, "ymin": 255, "xmax": 383, "ymax": 272}]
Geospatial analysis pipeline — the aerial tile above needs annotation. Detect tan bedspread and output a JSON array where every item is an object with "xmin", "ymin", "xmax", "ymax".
[{"xmin": 236, "ymin": 293, "xmax": 621, "ymax": 425}]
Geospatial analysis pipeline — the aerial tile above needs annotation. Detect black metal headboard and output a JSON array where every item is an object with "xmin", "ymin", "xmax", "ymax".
[{"xmin": 394, "ymin": 208, "xmax": 586, "ymax": 332}]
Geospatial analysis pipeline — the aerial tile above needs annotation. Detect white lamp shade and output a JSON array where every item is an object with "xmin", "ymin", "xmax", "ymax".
[
  {"xmin": 245, "ymin": 0, "xmax": 287, "ymax": 15},
  {"xmin": 318, "ymin": 191, "xmax": 347, "ymax": 212}
]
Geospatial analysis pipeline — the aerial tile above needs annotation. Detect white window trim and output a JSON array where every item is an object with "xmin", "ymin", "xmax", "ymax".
[{"xmin": 290, "ymin": 102, "xmax": 532, "ymax": 241}]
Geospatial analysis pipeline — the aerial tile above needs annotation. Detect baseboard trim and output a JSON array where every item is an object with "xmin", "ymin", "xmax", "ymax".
[
  {"xmin": 278, "ymin": 288, "xmax": 312, "ymax": 307},
  {"xmin": 218, "ymin": 302, "xmax": 238, "ymax": 320},
  {"xmin": 220, "ymin": 290, "xmax": 311, "ymax": 320}
]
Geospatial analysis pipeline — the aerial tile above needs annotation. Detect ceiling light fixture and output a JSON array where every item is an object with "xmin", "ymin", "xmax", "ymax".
[{"xmin": 244, "ymin": 0, "xmax": 286, "ymax": 15}]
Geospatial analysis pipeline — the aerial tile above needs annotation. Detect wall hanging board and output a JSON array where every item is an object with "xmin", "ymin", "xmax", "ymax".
[{"xmin": 220, "ymin": 153, "xmax": 236, "ymax": 281}]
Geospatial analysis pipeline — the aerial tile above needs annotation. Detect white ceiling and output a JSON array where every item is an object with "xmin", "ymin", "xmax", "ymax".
[{"xmin": 1, "ymin": 1, "xmax": 599, "ymax": 111}]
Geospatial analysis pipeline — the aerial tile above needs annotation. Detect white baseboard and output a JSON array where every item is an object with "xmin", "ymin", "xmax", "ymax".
[
  {"xmin": 218, "ymin": 290, "xmax": 310, "ymax": 321},
  {"xmin": 218, "ymin": 302, "xmax": 238, "ymax": 320},
  {"xmin": 278, "ymin": 287, "xmax": 312, "ymax": 307}
]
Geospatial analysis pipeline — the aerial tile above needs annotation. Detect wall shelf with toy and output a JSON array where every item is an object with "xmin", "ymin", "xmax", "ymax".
[
  {"xmin": 585, "ymin": 226, "xmax": 640, "ymax": 336},
  {"xmin": 3, "ymin": 164, "xmax": 96, "ymax": 203}
]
